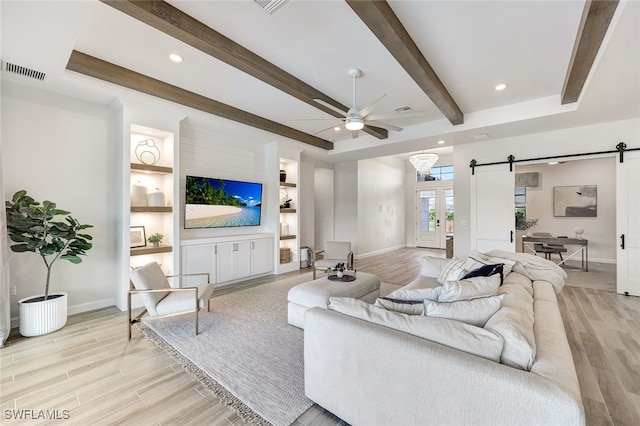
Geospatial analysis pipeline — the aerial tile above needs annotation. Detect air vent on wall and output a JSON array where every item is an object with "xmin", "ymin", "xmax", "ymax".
[
  {"xmin": 1, "ymin": 60, "xmax": 47, "ymax": 81},
  {"xmin": 254, "ymin": 0, "xmax": 289, "ymax": 14}
]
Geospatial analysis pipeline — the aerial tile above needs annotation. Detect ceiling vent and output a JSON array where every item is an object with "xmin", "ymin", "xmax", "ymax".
[
  {"xmin": 254, "ymin": 0, "xmax": 289, "ymax": 14},
  {"xmin": 1, "ymin": 60, "xmax": 47, "ymax": 82},
  {"xmin": 394, "ymin": 106, "xmax": 414, "ymax": 114}
]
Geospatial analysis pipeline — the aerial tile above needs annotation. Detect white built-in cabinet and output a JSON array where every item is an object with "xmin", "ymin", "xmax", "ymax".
[{"xmin": 181, "ymin": 234, "xmax": 274, "ymax": 286}]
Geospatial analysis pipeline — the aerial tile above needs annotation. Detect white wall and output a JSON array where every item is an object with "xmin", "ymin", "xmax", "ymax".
[
  {"xmin": 516, "ymin": 158, "xmax": 616, "ymax": 262},
  {"xmin": 453, "ymin": 118, "xmax": 640, "ymax": 260},
  {"xmin": 313, "ymin": 167, "xmax": 334, "ymax": 254},
  {"xmin": 2, "ymin": 82, "xmax": 119, "ymax": 322},
  {"xmin": 358, "ymin": 156, "xmax": 407, "ymax": 257},
  {"xmin": 334, "ymin": 161, "xmax": 359, "ymax": 255}
]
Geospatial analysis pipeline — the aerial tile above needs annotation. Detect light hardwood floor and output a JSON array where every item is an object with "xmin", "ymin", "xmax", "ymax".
[{"xmin": 1, "ymin": 248, "xmax": 638, "ymax": 425}]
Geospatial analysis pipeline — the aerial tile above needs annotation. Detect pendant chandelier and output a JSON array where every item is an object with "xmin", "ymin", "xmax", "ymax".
[{"xmin": 409, "ymin": 152, "xmax": 439, "ymax": 175}]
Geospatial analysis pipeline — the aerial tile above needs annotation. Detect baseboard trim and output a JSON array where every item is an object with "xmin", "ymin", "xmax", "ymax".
[
  {"xmin": 358, "ymin": 244, "xmax": 407, "ymax": 259},
  {"xmin": 10, "ymin": 298, "xmax": 116, "ymax": 329}
]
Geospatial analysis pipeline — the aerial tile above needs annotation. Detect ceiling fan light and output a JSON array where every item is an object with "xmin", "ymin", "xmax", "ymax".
[
  {"xmin": 409, "ymin": 152, "xmax": 439, "ymax": 175},
  {"xmin": 345, "ymin": 116, "xmax": 364, "ymax": 131}
]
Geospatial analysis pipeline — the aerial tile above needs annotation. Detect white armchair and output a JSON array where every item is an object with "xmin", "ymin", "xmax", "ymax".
[
  {"xmin": 313, "ymin": 241, "xmax": 354, "ymax": 279},
  {"xmin": 128, "ymin": 262, "xmax": 215, "ymax": 338}
]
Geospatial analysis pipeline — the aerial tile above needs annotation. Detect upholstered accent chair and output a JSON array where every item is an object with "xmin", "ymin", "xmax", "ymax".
[
  {"xmin": 313, "ymin": 241, "xmax": 354, "ymax": 279},
  {"xmin": 128, "ymin": 262, "xmax": 214, "ymax": 338},
  {"xmin": 532, "ymin": 232, "xmax": 567, "ymax": 261}
]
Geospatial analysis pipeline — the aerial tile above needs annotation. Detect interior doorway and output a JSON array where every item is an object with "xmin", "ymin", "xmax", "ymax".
[{"xmin": 415, "ymin": 185, "xmax": 453, "ymax": 249}]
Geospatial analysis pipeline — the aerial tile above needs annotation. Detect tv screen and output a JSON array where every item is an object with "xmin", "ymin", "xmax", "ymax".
[{"xmin": 185, "ymin": 175, "xmax": 263, "ymax": 229}]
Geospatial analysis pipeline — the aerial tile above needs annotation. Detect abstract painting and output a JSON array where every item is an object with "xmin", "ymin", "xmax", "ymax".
[{"xmin": 553, "ymin": 185, "xmax": 597, "ymax": 217}]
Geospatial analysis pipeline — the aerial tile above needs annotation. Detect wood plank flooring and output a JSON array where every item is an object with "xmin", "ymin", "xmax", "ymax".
[{"xmin": 1, "ymin": 248, "xmax": 638, "ymax": 425}]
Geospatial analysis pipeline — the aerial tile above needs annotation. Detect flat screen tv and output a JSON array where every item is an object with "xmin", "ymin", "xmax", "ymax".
[{"xmin": 185, "ymin": 175, "xmax": 263, "ymax": 229}]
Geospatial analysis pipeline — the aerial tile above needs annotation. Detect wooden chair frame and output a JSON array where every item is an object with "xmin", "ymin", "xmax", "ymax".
[{"xmin": 128, "ymin": 272, "xmax": 212, "ymax": 339}]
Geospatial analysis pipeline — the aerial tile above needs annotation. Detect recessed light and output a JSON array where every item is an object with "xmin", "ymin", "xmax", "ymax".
[
  {"xmin": 495, "ymin": 83, "xmax": 508, "ymax": 91},
  {"xmin": 169, "ymin": 53, "xmax": 183, "ymax": 63},
  {"xmin": 334, "ymin": 126, "xmax": 341, "ymax": 131},
  {"xmin": 437, "ymin": 140, "xmax": 445, "ymax": 145},
  {"xmin": 548, "ymin": 161, "xmax": 559, "ymax": 165}
]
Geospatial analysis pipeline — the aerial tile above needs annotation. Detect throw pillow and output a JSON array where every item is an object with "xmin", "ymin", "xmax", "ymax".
[
  {"xmin": 387, "ymin": 286, "xmax": 442, "ymax": 302},
  {"xmin": 464, "ymin": 251, "xmax": 516, "ymax": 276},
  {"xmin": 374, "ymin": 297, "xmax": 425, "ymax": 315},
  {"xmin": 423, "ymin": 293, "xmax": 505, "ymax": 327},
  {"xmin": 437, "ymin": 257, "xmax": 466, "ymax": 285},
  {"xmin": 462, "ymin": 263, "xmax": 505, "ymax": 284},
  {"xmin": 438, "ymin": 274, "xmax": 501, "ymax": 302},
  {"xmin": 328, "ymin": 297, "xmax": 504, "ymax": 362},
  {"xmin": 419, "ymin": 256, "xmax": 452, "ymax": 279}
]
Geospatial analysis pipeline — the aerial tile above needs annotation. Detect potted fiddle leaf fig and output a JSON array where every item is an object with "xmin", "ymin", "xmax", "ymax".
[{"xmin": 5, "ymin": 190, "xmax": 93, "ymax": 336}]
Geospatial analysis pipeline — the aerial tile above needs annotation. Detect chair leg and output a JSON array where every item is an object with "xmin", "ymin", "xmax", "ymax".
[
  {"xmin": 559, "ymin": 252, "xmax": 564, "ymax": 260},
  {"xmin": 128, "ymin": 291, "xmax": 132, "ymax": 340},
  {"xmin": 313, "ymin": 268, "xmax": 316, "ymax": 279}
]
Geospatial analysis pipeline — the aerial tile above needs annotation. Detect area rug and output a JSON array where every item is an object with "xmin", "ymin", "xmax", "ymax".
[{"xmin": 137, "ymin": 271, "xmax": 400, "ymax": 426}]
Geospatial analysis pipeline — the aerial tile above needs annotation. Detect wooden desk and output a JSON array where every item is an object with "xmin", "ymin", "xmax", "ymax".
[{"xmin": 522, "ymin": 236, "xmax": 588, "ymax": 271}]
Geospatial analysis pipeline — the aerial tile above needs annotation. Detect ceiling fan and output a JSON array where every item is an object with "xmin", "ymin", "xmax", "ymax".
[{"xmin": 309, "ymin": 68, "xmax": 424, "ymax": 138}]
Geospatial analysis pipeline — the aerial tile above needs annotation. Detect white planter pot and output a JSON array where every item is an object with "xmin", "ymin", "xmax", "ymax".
[{"xmin": 18, "ymin": 292, "xmax": 68, "ymax": 337}]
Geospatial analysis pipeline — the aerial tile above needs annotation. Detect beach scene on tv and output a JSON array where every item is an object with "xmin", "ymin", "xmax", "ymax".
[{"xmin": 185, "ymin": 176, "xmax": 262, "ymax": 228}]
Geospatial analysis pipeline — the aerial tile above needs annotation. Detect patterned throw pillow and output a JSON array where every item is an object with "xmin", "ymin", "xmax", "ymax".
[
  {"xmin": 437, "ymin": 257, "xmax": 466, "ymax": 285},
  {"xmin": 462, "ymin": 263, "xmax": 505, "ymax": 284},
  {"xmin": 464, "ymin": 251, "xmax": 516, "ymax": 276},
  {"xmin": 374, "ymin": 297, "xmax": 425, "ymax": 315}
]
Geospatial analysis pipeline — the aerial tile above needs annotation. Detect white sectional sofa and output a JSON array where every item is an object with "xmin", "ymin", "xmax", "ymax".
[{"xmin": 303, "ymin": 251, "xmax": 585, "ymax": 426}]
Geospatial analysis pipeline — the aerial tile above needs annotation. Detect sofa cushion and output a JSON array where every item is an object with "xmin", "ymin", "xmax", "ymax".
[
  {"xmin": 438, "ymin": 274, "xmax": 501, "ymax": 302},
  {"xmin": 464, "ymin": 251, "xmax": 516, "ymax": 276},
  {"xmin": 328, "ymin": 297, "xmax": 504, "ymax": 362},
  {"xmin": 419, "ymin": 256, "xmax": 452, "ymax": 278},
  {"xmin": 503, "ymin": 272, "xmax": 534, "ymax": 296},
  {"xmin": 437, "ymin": 257, "xmax": 466, "ymax": 285},
  {"xmin": 387, "ymin": 285, "xmax": 441, "ymax": 301},
  {"xmin": 423, "ymin": 294, "xmax": 505, "ymax": 327},
  {"xmin": 462, "ymin": 263, "xmax": 504, "ymax": 284},
  {"xmin": 374, "ymin": 297, "xmax": 425, "ymax": 315},
  {"xmin": 484, "ymin": 283, "xmax": 536, "ymax": 371}
]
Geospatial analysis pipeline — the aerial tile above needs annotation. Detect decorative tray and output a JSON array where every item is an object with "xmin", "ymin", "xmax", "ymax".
[{"xmin": 328, "ymin": 274, "xmax": 356, "ymax": 282}]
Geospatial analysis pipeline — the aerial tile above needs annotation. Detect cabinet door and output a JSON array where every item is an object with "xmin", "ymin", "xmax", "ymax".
[
  {"xmin": 216, "ymin": 242, "xmax": 236, "ymax": 283},
  {"xmin": 251, "ymin": 238, "xmax": 274, "ymax": 275},
  {"xmin": 235, "ymin": 240, "xmax": 252, "ymax": 279},
  {"xmin": 181, "ymin": 244, "xmax": 216, "ymax": 286}
]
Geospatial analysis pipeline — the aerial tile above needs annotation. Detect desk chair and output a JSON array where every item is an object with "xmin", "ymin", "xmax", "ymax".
[
  {"xmin": 313, "ymin": 241, "xmax": 354, "ymax": 279},
  {"xmin": 532, "ymin": 232, "xmax": 567, "ymax": 261},
  {"xmin": 128, "ymin": 262, "xmax": 214, "ymax": 338}
]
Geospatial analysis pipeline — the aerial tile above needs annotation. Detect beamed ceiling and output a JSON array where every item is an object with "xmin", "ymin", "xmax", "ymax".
[{"xmin": 1, "ymin": 0, "xmax": 638, "ymax": 162}]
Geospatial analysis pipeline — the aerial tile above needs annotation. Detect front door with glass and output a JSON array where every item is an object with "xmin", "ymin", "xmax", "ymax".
[{"xmin": 416, "ymin": 186, "xmax": 453, "ymax": 249}]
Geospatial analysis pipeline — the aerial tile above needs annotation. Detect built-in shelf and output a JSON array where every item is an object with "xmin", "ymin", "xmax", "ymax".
[
  {"xmin": 131, "ymin": 206, "xmax": 172, "ymax": 213},
  {"xmin": 131, "ymin": 163, "xmax": 173, "ymax": 174},
  {"xmin": 130, "ymin": 245, "xmax": 172, "ymax": 256},
  {"xmin": 279, "ymin": 208, "xmax": 297, "ymax": 213},
  {"xmin": 280, "ymin": 182, "xmax": 296, "ymax": 188},
  {"xmin": 280, "ymin": 235, "xmax": 296, "ymax": 240}
]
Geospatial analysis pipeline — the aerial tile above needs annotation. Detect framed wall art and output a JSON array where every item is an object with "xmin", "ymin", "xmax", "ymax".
[
  {"xmin": 553, "ymin": 185, "xmax": 597, "ymax": 217},
  {"xmin": 130, "ymin": 226, "xmax": 147, "ymax": 248}
]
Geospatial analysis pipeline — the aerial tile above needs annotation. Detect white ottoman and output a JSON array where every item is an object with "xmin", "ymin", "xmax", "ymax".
[{"xmin": 287, "ymin": 272, "xmax": 381, "ymax": 329}]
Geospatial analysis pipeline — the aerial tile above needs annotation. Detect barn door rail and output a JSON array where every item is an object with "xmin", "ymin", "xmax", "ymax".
[{"xmin": 469, "ymin": 142, "xmax": 638, "ymax": 175}]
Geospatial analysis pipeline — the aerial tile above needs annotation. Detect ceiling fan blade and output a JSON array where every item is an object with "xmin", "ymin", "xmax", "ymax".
[
  {"xmin": 314, "ymin": 123, "xmax": 344, "ymax": 135},
  {"xmin": 359, "ymin": 94, "xmax": 388, "ymax": 117},
  {"xmin": 365, "ymin": 111, "xmax": 426, "ymax": 121},
  {"xmin": 365, "ymin": 120, "xmax": 404, "ymax": 132},
  {"xmin": 290, "ymin": 118, "xmax": 343, "ymax": 122},
  {"xmin": 352, "ymin": 130, "xmax": 359, "ymax": 139},
  {"xmin": 314, "ymin": 99, "xmax": 348, "ymax": 116}
]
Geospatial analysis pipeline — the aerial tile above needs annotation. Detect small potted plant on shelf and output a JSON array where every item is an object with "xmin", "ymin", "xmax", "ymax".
[
  {"xmin": 5, "ymin": 190, "xmax": 93, "ymax": 337},
  {"xmin": 147, "ymin": 232, "xmax": 164, "ymax": 248},
  {"xmin": 331, "ymin": 262, "xmax": 346, "ymax": 278}
]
